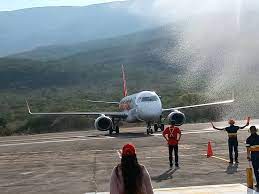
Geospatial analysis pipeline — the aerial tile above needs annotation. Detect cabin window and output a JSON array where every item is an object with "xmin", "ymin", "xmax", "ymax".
[{"xmin": 141, "ymin": 96, "xmax": 158, "ymax": 102}]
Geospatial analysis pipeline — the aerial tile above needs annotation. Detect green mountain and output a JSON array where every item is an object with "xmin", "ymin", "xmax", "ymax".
[
  {"xmin": 0, "ymin": 1, "xmax": 162, "ymax": 56},
  {"xmin": 11, "ymin": 24, "xmax": 180, "ymax": 61}
]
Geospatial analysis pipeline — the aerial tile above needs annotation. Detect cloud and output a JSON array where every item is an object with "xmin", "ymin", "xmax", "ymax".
[
  {"xmin": 127, "ymin": 0, "xmax": 243, "ymax": 23},
  {"xmin": 0, "ymin": 0, "xmax": 126, "ymax": 11}
]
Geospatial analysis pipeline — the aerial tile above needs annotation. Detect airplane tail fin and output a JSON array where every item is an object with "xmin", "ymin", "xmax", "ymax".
[{"xmin": 121, "ymin": 64, "xmax": 128, "ymax": 97}]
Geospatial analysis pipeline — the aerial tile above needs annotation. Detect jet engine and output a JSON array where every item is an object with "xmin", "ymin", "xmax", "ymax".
[
  {"xmin": 167, "ymin": 111, "xmax": 186, "ymax": 126},
  {"xmin": 94, "ymin": 115, "xmax": 113, "ymax": 131}
]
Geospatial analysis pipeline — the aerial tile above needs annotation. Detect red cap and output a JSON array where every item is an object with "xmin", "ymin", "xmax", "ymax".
[{"xmin": 122, "ymin": 143, "xmax": 136, "ymax": 157}]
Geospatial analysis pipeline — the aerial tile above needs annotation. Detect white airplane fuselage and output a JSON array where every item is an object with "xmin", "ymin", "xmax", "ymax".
[{"xmin": 119, "ymin": 91, "xmax": 162, "ymax": 123}]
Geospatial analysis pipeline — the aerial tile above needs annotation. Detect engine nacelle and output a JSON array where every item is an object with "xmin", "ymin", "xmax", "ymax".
[
  {"xmin": 94, "ymin": 115, "xmax": 113, "ymax": 131},
  {"xmin": 167, "ymin": 111, "xmax": 186, "ymax": 126}
]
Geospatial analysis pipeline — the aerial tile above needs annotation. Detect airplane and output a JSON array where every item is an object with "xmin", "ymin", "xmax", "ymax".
[{"xmin": 26, "ymin": 65, "xmax": 234, "ymax": 135}]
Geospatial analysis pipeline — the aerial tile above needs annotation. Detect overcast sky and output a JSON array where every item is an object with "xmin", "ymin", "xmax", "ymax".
[{"xmin": 0, "ymin": 0, "xmax": 126, "ymax": 11}]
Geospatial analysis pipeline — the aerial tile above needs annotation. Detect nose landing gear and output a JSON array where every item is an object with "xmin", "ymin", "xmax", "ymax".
[
  {"xmin": 154, "ymin": 123, "xmax": 165, "ymax": 132},
  {"xmin": 147, "ymin": 120, "xmax": 164, "ymax": 135},
  {"xmin": 146, "ymin": 122, "xmax": 153, "ymax": 135}
]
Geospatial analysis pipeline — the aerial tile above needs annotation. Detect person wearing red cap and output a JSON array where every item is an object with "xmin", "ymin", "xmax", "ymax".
[
  {"xmin": 110, "ymin": 143, "xmax": 153, "ymax": 194},
  {"xmin": 163, "ymin": 120, "xmax": 182, "ymax": 168},
  {"xmin": 211, "ymin": 117, "xmax": 250, "ymax": 164}
]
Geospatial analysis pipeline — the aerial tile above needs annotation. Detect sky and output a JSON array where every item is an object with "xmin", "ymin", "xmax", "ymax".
[{"xmin": 0, "ymin": 0, "xmax": 126, "ymax": 11}]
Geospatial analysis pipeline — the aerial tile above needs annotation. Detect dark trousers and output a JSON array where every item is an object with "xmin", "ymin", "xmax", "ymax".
[
  {"xmin": 168, "ymin": 144, "xmax": 178, "ymax": 165},
  {"xmin": 252, "ymin": 155, "xmax": 259, "ymax": 185},
  {"xmin": 228, "ymin": 138, "xmax": 238, "ymax": 162}
]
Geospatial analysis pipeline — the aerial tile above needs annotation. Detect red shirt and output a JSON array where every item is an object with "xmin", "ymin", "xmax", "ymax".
[{"xmin": 163, "ymin": 126, "xmax": 181, "ymax": 145}]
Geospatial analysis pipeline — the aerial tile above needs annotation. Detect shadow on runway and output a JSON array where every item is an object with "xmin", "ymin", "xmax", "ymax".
[
  {"xmin": 225, "ymin": 163, "xmax": 238, "ymax": 174},
  {"xmin": 105, "ymin": 132, "xmax": 152, "ymax": 138},
  {"xmin": 152, "ymin": 168, "xmax": 178, "ymax": 182}
]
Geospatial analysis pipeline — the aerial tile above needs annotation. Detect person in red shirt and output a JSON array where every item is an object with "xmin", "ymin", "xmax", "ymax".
[{"xmin": 163, "ymin": 120, "xmax": 181, "ymax": 168}]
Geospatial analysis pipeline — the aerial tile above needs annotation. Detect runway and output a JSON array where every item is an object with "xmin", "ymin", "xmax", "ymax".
[{"xmin": 0, "ymin": 120, "xmax": 258, "ymax": 193}]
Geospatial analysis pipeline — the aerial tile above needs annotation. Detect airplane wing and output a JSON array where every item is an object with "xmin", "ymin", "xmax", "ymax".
[
  {"xmin": 26, "ymin": 100, "xmax": 127, "ymax": 118},
  {"xmin": 162, "ymin": 99, "xmax": 234, "ymax": 112}
]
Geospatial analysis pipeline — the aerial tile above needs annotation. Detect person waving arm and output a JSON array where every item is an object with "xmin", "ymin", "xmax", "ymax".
[
  {"xmin": 239, "ymin": 117, "xmax": 250, "ymax": 129},
  {"xmin": 210, "ymin": 122, "xmax": 225, "ymax": 131}
]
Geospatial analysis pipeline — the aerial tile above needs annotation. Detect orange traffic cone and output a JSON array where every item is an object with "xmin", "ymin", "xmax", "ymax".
[{"xmin": 207, "ymin": 140, "xmax": 213, "ymax": 158}]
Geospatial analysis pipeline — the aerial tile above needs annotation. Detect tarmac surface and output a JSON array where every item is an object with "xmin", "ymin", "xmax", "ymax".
[{"xmin": 0, "ymin": 119, "xmax": 258, "ymax": 194}]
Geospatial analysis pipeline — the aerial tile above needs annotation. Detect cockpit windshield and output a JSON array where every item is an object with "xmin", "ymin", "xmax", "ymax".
[{"xmin": 141, "ymin": 96, "xmax": 158, "ymax": 102}]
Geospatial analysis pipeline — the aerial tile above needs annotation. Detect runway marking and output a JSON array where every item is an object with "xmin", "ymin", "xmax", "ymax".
[
  {"xmin": 20, "ymin": 171, "xmax": 33, "ymax": 175},
  {"xmin": 0, "ymin": 136, "xmax": 114, "ymax": 147},
  {"xmin": 153, "ymin": 127, "xmax": 252, "ymax": 136},
  {"xmin": 211, "ymin": 156, "xmax": 229, "ymax": 162},
  {"xmin": 146, "ymin": 150, "xmax": 248, "ymax": 159},
  {"xmin": 152, "ymin": 130, "xmax": 217, "ymax": 136},
  {"xmin": 145, "ymin": 154, "xmax": 198, "ymax": 159},
  {"xmin": 0, "ymin": 122, "xmax": 253, "ymax": 148},
  {"xmin": 0, "ymin": 125, "xmax": 252, "ymax": 144},
  {"xmin": 0, "ymin": 135, "xmax": 89, "ymax": 143},
  {"xmin": 0, "ymin": 128, "xmax": 219, "ymax": 146}
]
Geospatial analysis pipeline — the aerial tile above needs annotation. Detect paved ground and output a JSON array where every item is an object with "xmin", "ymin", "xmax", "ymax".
[
  {"xmin": 152, "ymin": 184, "xmax": 258, "ymax": 194},
  {"xmin": 0, "ymin": 120, "xmax": 258, "ymax": 194},
  {"xmin": 90, "ymin": 184, "xmax": 259, "ymax": 194}
]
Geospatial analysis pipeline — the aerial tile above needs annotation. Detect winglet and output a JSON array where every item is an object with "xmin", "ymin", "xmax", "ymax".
[
  {"xmin": 26, "ymin": 99, "xmax": 32, "ymax": 114},
  {"xmin": 121, "ymin": 64, "xmax": 128, "ymax": 97}
]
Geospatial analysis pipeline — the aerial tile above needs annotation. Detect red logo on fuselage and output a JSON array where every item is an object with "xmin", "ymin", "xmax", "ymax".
[{"xmin": 119, "ymin": 102, "xmax": 130, "ymax": 110}]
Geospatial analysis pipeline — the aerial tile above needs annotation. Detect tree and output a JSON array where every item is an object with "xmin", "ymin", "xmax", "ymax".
[{"xmin": 0, "ymin": 117, "xmax": 7, "ymax": 128}]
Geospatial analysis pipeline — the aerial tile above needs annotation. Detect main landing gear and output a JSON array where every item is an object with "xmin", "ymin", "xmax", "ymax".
[
  {"xmin": 109, "ymin": 118, "xmax": 120, "ymax": 135},
  {"xmin": 147, "ymin": 123, "xmax": 164, "ymax": 135},
  {"xmin": 109, "ymin": 125, "xmax": 120, "ymax": 135},
  {"xmin": 154, "ymin": 123, "xmax": 164, "ymax": 132},
  {"xmin": 146, "ymin": 122, "xmax": 153, "ymax": 135}
]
